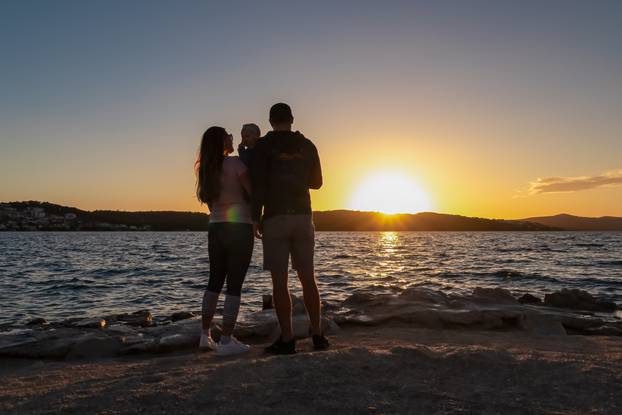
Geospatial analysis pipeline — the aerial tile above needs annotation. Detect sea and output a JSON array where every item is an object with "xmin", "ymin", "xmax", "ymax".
[{"xmin": 1, "ymin": 231, "xmax": 621, "ymax": 326}]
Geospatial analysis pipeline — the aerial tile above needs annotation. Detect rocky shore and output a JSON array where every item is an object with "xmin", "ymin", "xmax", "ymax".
[
  {"xmin": 1, "ymin": 287, "xmax": 621, "ymax": 414},
  {"xmin": 1, "ymin": 287, "xmax": 620, "ymax": 360}
]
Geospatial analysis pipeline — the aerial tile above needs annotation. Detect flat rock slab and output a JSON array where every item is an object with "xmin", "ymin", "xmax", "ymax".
[{"xmin": 1, "ymin": 288, "xmax": 619, "ymax": 361}]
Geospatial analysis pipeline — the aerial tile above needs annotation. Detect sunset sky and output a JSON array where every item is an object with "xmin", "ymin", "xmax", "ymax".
[{"xmin": 2, "ymin": 1, "xmax": 621, "ymax": 218}]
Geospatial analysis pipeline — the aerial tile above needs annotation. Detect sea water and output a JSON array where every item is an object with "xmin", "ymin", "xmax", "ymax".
[{"xmin": 1, "ymin": 231, "xmax": 621, "ymax": 326}]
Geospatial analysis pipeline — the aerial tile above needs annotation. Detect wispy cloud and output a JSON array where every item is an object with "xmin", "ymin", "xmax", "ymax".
[{"xmin": 528, "ymin": 169, "xmax": 622, "ymax": 195}]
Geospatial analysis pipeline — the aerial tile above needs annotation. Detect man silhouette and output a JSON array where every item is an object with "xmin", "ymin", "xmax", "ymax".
[{"xmin": 252, "ymin": 102, "xmax": 328, "ymax": 354}]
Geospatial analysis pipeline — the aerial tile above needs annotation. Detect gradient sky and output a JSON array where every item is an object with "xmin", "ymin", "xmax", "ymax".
[{"xmin": 2, "ymin": 1, "xmax": 621, "ymax": 218}]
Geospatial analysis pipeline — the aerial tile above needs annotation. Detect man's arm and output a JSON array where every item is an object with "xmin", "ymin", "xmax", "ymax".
[{"xmin": 309, "ymin": 142, "xmax": 323, "ymax": 190}]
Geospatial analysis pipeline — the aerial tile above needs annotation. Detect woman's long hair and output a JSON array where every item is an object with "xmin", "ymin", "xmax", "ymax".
[{"xmin": 195, "ymin": 126, "xmax": 227, "ymax": 206}]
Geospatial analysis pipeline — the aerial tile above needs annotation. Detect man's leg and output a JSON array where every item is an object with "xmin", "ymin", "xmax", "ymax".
[
  {"xmin": 292, "ymin": 215, "xmax": 322, "ymax": 336},
  {"xmin": 262, "ymin": 216, "xmax": 294, "ymax": 343},
  {"xmin": 272, "ymin": 270, "xmax": 293, "ymax": 341},
  {"xmin": 297, "ymin": 270, "xmax": 321, "ymax": 335}
]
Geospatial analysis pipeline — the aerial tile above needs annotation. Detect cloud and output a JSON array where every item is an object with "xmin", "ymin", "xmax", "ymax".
[{"xmin": 528, "ymin": 169, "xmax": 622, "ymax": 195}]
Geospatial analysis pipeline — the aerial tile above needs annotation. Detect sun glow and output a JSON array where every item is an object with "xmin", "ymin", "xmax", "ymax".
[{"xmin": 348, "ymin": 171, "xmax": 433, "ymax": 214}]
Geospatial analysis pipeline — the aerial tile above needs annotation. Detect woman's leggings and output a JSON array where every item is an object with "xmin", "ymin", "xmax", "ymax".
[{"xmin": 202, "ymin": 223, "xmax": 254, "ymax": 334}]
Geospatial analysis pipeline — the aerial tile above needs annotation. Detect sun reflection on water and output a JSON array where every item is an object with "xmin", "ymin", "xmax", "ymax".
[{"xmin": 381, "ymin": 231, "xmax": 399, "ymax": 254}]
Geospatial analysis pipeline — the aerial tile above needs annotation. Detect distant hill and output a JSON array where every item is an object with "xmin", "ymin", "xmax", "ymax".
[
  {"xmin": 5, "ymin": 201, "xmax": 618, "ymax": 231},
  {"xmin": 0, "ymin": 201, "xmax": 210, "ymax": 231},
  {"xmin": 313, "ymin": 210, "xmax": 556, "ymax": 231},
  {"xmin": 522, "ymin": 214, "xmax": 622, "ymax": 231}
]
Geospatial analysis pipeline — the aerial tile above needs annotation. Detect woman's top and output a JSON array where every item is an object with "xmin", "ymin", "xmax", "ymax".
[{"xmin": 209, "ymin": 156, "xmax": 252, "ymax": 224}]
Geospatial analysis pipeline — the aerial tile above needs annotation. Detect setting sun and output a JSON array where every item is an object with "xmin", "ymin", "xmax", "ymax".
[{"xmin": 348, "ymin": 171, "xmax": 433, "ymax": 214}]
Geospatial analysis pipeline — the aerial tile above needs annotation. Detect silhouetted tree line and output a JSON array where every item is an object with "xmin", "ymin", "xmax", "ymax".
[{"xmin": 3, "ymin": 202, "xmax": 560, "ymax": 231}]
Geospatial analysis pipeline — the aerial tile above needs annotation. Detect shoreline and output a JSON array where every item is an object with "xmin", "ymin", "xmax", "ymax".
[
  {"xmin": 1, "ymin": 324, "xmax": 621, "ymax": 414},
  {"xmin": 1, "ymin": 287, "xmax": 622, "ymax": 413}
]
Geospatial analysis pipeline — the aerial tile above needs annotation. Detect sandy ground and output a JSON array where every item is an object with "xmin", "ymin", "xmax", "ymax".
[{"xmin": 1, "ymin": 325, "xmax": 621, "ymax": 415}]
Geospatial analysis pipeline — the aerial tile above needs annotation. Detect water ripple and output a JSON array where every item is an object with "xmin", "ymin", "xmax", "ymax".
[{"xmin": 0, "ymin": 231, "xmax": 621, "ymax": 325}]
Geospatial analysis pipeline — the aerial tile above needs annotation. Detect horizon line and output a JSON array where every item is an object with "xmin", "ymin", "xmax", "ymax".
[{"xmin": 1, "ymin": 200, "xmax": 620, "ymax": 221}]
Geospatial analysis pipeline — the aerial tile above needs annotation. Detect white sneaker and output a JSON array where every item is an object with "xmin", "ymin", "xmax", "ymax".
[
  {"xmin": 199, "ymin": 333, "xmax": 217, "ymax": 351},
  {"xmin": 216, "ymin": 337, "xmax": 250, "ymax": 356}
]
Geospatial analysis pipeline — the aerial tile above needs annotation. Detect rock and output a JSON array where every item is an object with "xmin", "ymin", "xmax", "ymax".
[
  {"xmin": 67, "ymin": 333, "xmax": 123, "ymax": 358},
  {"xmin": 342, "ymin": 291, "xmax": 393, "ymax": 308},
  {"xmin": 26, "ymin": 318, "xmax": 48, "ymax": 327},
  {"xmin": 582, "ymin": 326, "xmax": 622, "ymax": 336},
  {"xmin": 560, "ymin": 316, "xmax": 604, "ymax": 332},
  {"xmin": 171, "ymin": 311, "xmax": 195, "ymax": 322},
  {"xmin": 107, "ymin": 324, "xmax": 138, "ymax": 336},
  {"xmin": 234, "ymin": 310, "xmax": 278, "ymax": 338},
  {"xmin": 544, "ymin": 289, "xmax": 617, "ymax": 312},
  {"xmin": 159, "ymin": 333, "xmax": 198, "ymax": 349},
  {"xmin": 292, "ymin": 295, "xmax": 307, "ymax": 315},
  {"xmin": 121, "ymin": 334, "xmax": 146, "ymax": 345},
  {"xmin": 120, "ymin": 338, "xmax": 159, "ymax": 355},
  {"xmin": 73, "ymin": 318, "xmax": 107, "ymax": 329},
  {"xmin": 521, "ymin": 313, "xmax": 566, "ymax": 336},
  {"xmin": 321, "ymin": 300, "xmax": 340, "ymax": 312},
  {"xmin": 0, "ymin": 328, "xmax": 82, "ymax": 358},
  {"xmin": 116, "ymin": 310, "xmax": 153, "ymax": 327},
  {"xmin": 0, "ymin": 331, "xmax": 39, "ymax": 352},
  {"xmin": 262, "ymin": 294, "xmax": 274, "ymax": 310},
  {"xmin": 517, "ymin": 294, "xmax": 542, "ymax": 304},
  {"xmin": 471, "ymin": 287, "xmax": 517, "ymax": 304},
  {"xmin": 400, "ymin": 288, "xmax": 448, "ymax": 305}
]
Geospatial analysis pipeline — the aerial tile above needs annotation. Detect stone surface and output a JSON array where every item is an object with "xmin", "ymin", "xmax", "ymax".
[
  {"xmin": 544, "ymin": 289, "xmax": 617, "ymax": 312},
  {"xmin": 520, "ymin": 313, "xmax": 567, "ymax": 336},
  {"xmin": 517, "ymin": 293, "xmax": 542, "ymax": 304},
  {"xmin": 291, "ymin": 295, "xmax": 307, "ymax": 315},
  {"xmin": 116, "ymin": 310, "xmax": 153, "ymax": 327},
  {"xmin": 73, "ymin": 318, "xmax": 107, "ymax": 329},
  {"xmin": 66, "ymin": 333, "xmax": 123, "ymax": 358},
  {"xmin": 159, "ymin": 333, "xmax": 198, "ymax": 349},
  {"xmin": 400, "ymin": 287, "xmax": 449, "ymax": 305},
  {"xmin": 3, "ymin": 287, "xmax": 622, "ymax": 361},
  {"xmin": 262, "ymin": 294, "xmax": 274, "ymax": 310},
  {"xmin": 170, "ymin": 311, "xmax": 196, "ymax": 322},
  {"xmin": 471, "ymin": 287, "xmax": 518, "ymax": 304}
]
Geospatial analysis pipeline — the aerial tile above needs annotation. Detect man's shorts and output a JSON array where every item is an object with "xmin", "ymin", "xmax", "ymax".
[{"xmin": 262, "ymin": 214, "xmax": 315, "ymax": 275}]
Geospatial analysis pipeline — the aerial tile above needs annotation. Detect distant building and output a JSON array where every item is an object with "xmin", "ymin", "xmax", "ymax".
[
  {"xmin": 64, "ymin": 213, "xmax": 77, "ymax": 220},
  {"xmin": 49, "ymin": 215, "xmax": 64, "ymax": 224},
  {"xmin": 29, "ymin": 207, "xmax": 46, "ymax": 218}
]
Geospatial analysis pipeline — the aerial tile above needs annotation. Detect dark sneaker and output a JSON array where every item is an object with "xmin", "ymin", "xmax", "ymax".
[
  {"xmin": 312, "ymin": 334, "xmax": 329, "ymax": 351},
  {"xmin": 265, "ymin": 338, "xmax": 296, "ymax": 355}
]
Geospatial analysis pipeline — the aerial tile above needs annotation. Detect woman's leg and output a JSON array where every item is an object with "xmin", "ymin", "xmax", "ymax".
[
  {"xmin": 221, "ymin": 223, "xmax": 254, "ymax": 337},
  {"xmin": 202, "ymin": 224, "xmax": 227, "ymax": 333}
]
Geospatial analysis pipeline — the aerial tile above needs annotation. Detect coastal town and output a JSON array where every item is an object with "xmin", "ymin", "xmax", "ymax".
[{"xmin": 0, "ymin": 203, "xmax": 151, "ymax": 231}]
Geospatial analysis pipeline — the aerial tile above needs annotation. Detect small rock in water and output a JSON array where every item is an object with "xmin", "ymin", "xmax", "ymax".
[
  {"xmin": 170, "ymin": 311, "xmax": 195, "ymax": 322},
  {"xmin": 518, "ymin": 294, "xmax": 542, "ymax": 304},
  {"xmin": 544, "ymin": 289, "xmax": 617, "ymax": 312},
  {"xmin": 74, "ymin": 318, "xmax": 107, "ymax": 329},
  {"xmin": 472, "ymin": 287, "xmax": 517, "ymax": 304},
  {"xmin": 321, "ymin": 300, "xmax": 340, "ymax": 312},
  {"xmin": 26, "ymin": 318, "xmax": 48, "ymax": 327},
  {"xmin": 400, "ymin": 287, "xmax": 449, "ymax": 305},
  {"xmin": 262, "ymin": 294, "xmax": 274, "ymax": 310},
  {"xmin": 116, "ymin": 310, "xmax": 153, "ymax": 327},
  {"xmin": 291, "ymin": 295, "xmax": 307, "ymax": 315},
  {"xmin": 342, "ymin": 291, "xmax": 378, "ymax": 308}
]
